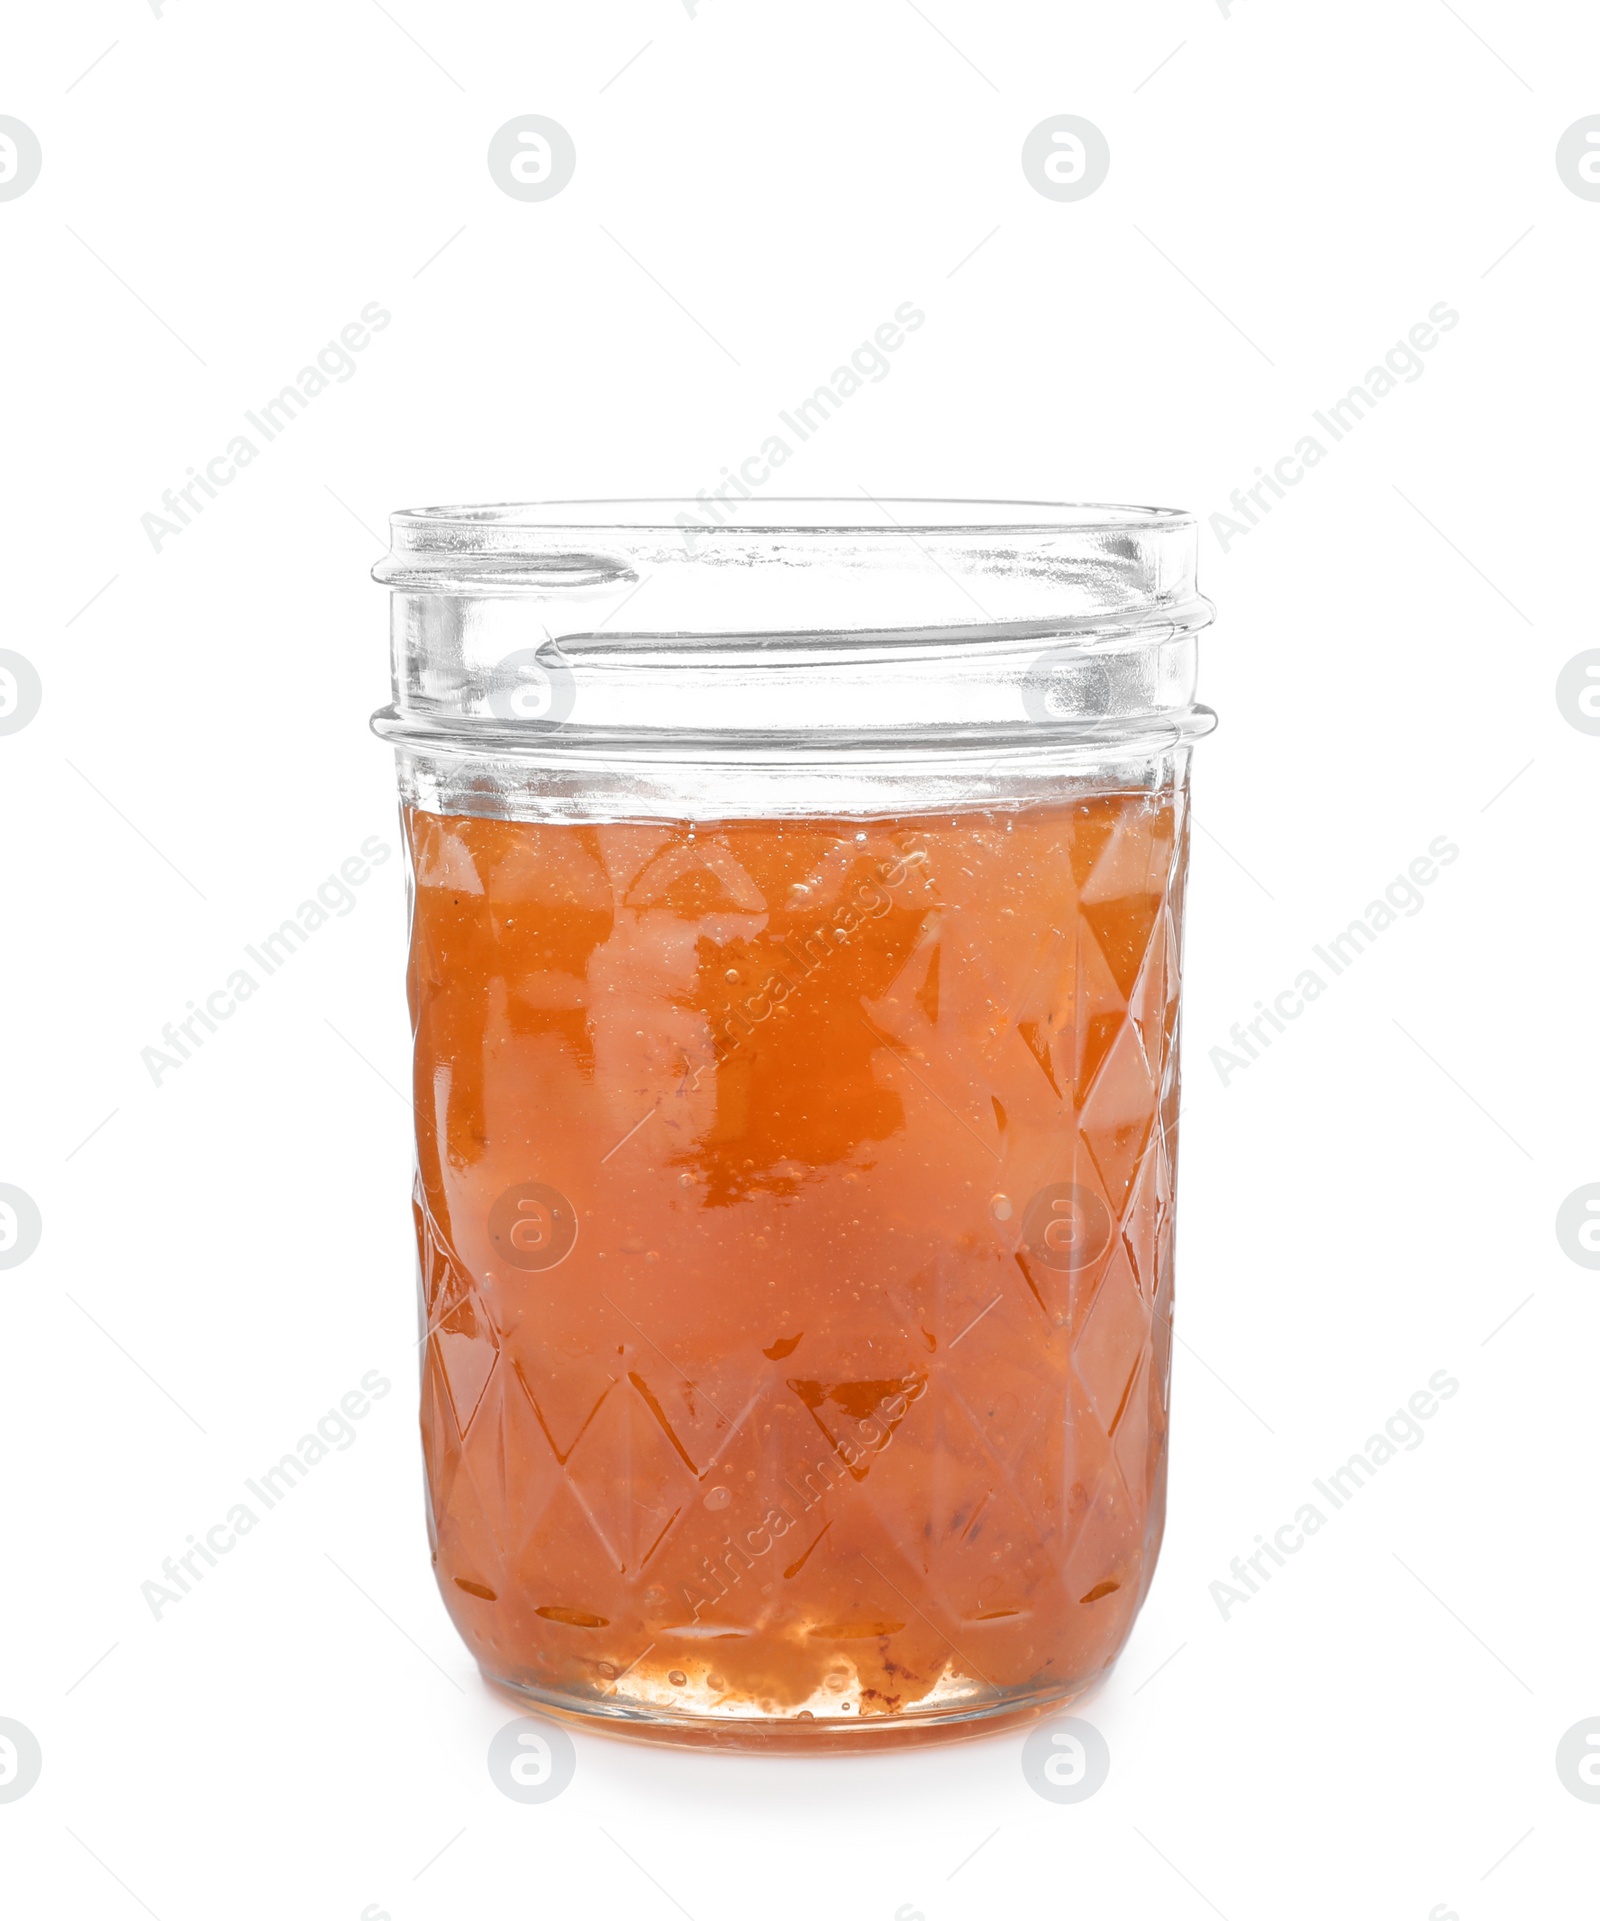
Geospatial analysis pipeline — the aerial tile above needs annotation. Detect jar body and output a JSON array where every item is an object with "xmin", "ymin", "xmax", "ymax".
[
  {"xmin": 405, "ymin": 762, "xmax": 1187, "ymax": 1746},
  {"xmin": 376, "ymin": 500, "xmax": 1211, "ymax": 1748}
]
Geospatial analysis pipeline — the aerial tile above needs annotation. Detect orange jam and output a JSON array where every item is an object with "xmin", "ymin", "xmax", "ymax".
[{"xmin": 407, "ymin": 786, "xmax": 1182, "ymax": 1740}]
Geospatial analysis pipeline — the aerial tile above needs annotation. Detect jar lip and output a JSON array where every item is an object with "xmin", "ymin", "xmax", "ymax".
[{"xmin": 384, "ymin": 497, "xmax": 1196, "ymax": 543}]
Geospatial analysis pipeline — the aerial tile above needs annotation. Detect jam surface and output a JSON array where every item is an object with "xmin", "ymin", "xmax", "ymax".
[{"xmin": 406, "ymin": 789, "xmax": 1184, "ymax": 1733}]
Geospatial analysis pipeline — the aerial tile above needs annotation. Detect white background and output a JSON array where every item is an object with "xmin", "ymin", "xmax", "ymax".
[{"xmin": 3, "ymin": 2, "xmax": 1597, "ymax": 1916}]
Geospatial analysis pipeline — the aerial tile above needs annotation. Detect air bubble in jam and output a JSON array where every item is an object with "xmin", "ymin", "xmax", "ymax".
[{"xmin": 406, "ymin": 788, "xmax": 1185, "ymax": 1747}]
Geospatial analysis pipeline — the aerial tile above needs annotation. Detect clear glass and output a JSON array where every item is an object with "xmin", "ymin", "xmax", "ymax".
[{"xmin": 373, "ymin": 501, "xmax": 1215, "ymax": 1750}]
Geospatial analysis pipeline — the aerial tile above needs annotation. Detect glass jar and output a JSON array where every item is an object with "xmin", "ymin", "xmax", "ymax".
[{"xmin": 372, "ymin": 501, "xmax": 1215, "ymax": 1750}]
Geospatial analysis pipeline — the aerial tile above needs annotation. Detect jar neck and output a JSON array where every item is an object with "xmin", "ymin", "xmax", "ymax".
[{"xmin": 373, "ymin": 501, "xmax": 1216, "ymax": 815}]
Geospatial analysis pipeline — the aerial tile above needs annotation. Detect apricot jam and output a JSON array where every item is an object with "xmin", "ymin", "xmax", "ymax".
[{"xmin": 407, "ymin": 786, "xmax": 1183, "ymax": 1745}]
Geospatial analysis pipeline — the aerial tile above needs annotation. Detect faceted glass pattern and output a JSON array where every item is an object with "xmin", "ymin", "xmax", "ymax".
[{"xmin": 406, "ymin": 776, "xmax": 1187, "ymax": 1747}]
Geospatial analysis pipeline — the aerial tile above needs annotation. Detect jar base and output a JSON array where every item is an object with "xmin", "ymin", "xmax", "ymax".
[{"xmin": 481, "ymin": 1668, "xmax": 1091, "ymax": 1754}]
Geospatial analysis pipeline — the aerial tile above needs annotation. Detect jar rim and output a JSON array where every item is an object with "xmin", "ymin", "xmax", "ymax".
[
  {"xmin": 380, "ymin": 496, "xmax": 1194, "ymax": 549},
  {"xmin": 373, "ymin": 498, "xmax": 1210, "ymax": 632}
]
